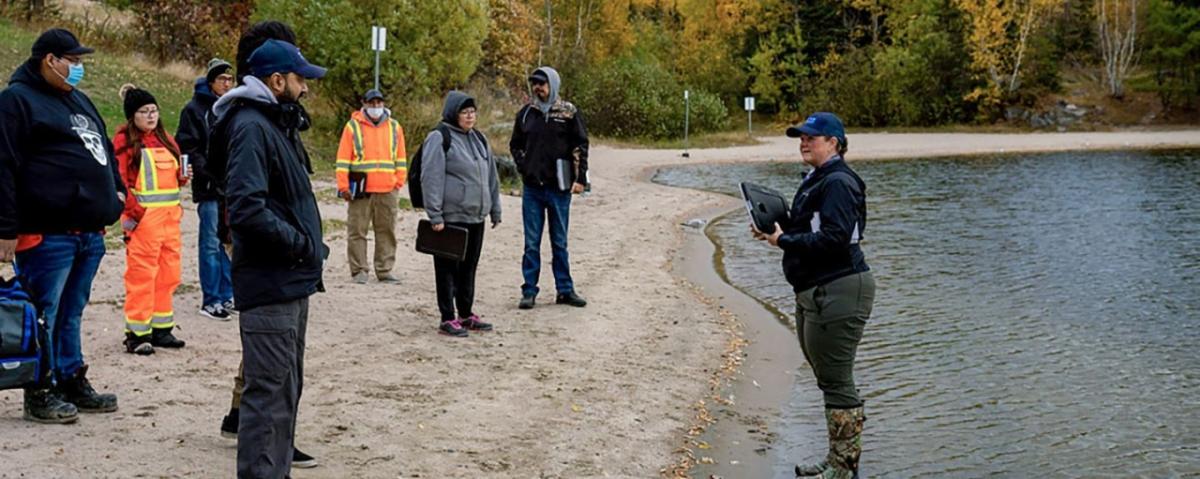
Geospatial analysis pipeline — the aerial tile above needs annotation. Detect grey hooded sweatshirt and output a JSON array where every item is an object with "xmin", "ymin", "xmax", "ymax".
[{"xmin": 420, "ymin": 91, "xmax": 501, "ymax": 225}]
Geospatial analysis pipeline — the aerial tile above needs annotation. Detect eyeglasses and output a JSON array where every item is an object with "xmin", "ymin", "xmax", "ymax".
[
  {"xmin": 530, "ymin": 79, "xmax": 547, "ymax": 87},
  {"xmin": 58, "ymin": 55, "xmax": 84, "ymax": 66},
  {"xmin": 459, "ymin": 109, "xmax": 477, "ymax": 116},
  {"xmin": 213, "ymin": 75, "xmax": 234, "ymax": 85},
  {"xmin": 136, "ymin": 107, "xmax": 159, "ymax": 116}
]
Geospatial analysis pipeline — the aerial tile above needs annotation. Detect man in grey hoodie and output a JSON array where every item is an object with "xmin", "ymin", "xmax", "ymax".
[
  {"xmin": 421, "ymin": 91, "xmax": 501, "ymax": 337},
  {"xmin": 509, "ymin": 66, "xmax": 589, "ymax": 310}
]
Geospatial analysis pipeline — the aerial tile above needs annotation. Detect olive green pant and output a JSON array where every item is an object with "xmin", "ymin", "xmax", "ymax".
[
  {"xmin": 795, "ymin": 271, "xmax": 875, "ymax": 408},
  {"xmin": 347, "ymin": 190, "xmax": 399, "ymax": 277}
]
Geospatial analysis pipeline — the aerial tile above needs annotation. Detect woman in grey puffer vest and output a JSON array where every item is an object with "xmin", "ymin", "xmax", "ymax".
[{"xmin": 420, "ymin": 90, "xmax": 501, "ymax": 337}]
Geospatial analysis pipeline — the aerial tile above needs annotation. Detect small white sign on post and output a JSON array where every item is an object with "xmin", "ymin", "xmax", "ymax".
[
  {"xmin": 371, "ymin": 26, "xmax": 387, "ymax": 51},
  {"xmin": 743, "ymin": 96, "xmax": 755, "ymax": 111}
]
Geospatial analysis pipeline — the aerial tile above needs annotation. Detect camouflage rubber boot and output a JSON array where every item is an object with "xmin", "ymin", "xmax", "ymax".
[{"xmin": 821, "ymin": 406, "xmax": 865, "ymax": 479}]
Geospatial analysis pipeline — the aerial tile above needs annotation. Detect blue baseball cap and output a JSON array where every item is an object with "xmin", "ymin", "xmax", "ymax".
[
  {"xmin": 247, "ymin": 39, "xmax": 327, "ymax": 79},
  {"xmin": 786, "ymin": 112, "xmax": 845, "ymax": 141}
]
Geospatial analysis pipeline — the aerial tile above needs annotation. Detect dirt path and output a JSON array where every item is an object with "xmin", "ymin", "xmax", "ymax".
[{"xmin": 2, "ymin": 131, "xmax": 1197, "ymax": 478}]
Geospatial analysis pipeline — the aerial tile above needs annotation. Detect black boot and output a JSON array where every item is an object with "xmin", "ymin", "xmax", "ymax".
[
  {"xmin": 124, "ymin": 332, "xmax": 154, "ymax": 355},
  {"xmin": 56, "ymin": 364, "xmax": 118, "ymax": 413},
  {"xmin": 220, "ymin": 407, "xmax": 239, "ymax": 438},
  {"xmin": 23, "ymin": 388, "xmax": 78, "ymax": 424},
  {"xmin": 151, "ymin": 327, "xmax": 185, "ymax": 348}
]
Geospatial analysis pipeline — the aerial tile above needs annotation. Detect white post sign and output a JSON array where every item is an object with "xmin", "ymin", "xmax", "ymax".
[
  {"xmin": 371, "ymin": 26, "xmax": 387, "ymax": 90},
  {"xmin": 371, "ymin": 26, "xmax": 387, "ymax": 51},
  {"xmin": 683, "ymin": 90, "xmax": 690, "ymax": 157},
  {"xmin": 744, "ymin": 96, "xmax": 755, "ymax": 136}
]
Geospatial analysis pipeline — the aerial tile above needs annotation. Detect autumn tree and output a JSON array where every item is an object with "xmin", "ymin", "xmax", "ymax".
[
  {"xmin": 479, "ymin": 0, "xmax": 542, "ymax": 93},
  {"xmin": 1096, "ymin": 0, "xmax": 1140, "ymax": 97},
  {"xmin": 956, "ymin": 0, "xmax": 1058, "ymax": 112}
]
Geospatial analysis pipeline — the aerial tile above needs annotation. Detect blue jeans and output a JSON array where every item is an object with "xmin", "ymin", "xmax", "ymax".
[
  {"xmin": 14, "ymin": 233, "xmax": 106, "ymax": 383},
  {"xmin": 521, "ymin": 185, "xmax": 574, "ymax": 296},
  {"xmin": 197, "ymin": 201, "xmax": 233, "ymax": 307}
]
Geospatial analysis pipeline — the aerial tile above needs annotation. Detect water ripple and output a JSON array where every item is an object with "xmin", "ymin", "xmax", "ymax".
[{"xmin": 654, "ymin": 150, "xmax": 1200, "ymax": 478}]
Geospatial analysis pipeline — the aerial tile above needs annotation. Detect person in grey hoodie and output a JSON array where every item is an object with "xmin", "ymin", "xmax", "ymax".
[{"xmin": 421, "ymin": 90, "xmax": 501, "ymax": 337}]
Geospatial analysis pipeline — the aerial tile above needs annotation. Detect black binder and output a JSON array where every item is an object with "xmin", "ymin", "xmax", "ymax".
[
  {"xmin": 739, "ymin": 182, "xmax": 790, "ymax": 234},
  {"xmin": 415, "ymin": 219, "xmax": 469, "ymax": 261}
]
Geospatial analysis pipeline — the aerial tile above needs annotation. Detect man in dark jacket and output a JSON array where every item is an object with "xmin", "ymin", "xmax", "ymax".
[
  {"xmin": 0, "ymin": 28, "xmax": 122, "ymax": 424},
  {"xmin": 209, "ymin": 38, "xmax": 327, "ymax": 478},
  {"xmin": 177, "ymin": 57, "xmax": 235, "ymax": 321},
  {"xmin": 509, "ymin": 66, "xmax": 589, "ymax": 310}
]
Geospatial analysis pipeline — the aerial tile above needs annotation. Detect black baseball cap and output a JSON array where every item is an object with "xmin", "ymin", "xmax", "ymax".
[
  {"xmin": 362, "ymin": 89, "xmax": 385, "ymax": 101},
  {"xmin": 31, "ymin": 28, "xmax": 94, "ymax": 59},
  {"xmin": 247, "ymin": 39, "xmax": 326, "ymax": 79}
]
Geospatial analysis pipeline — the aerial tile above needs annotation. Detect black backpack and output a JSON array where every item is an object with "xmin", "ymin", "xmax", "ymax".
[{"xmin": 408, "ymin": 124, "xmax": 487, "ymax": 209}]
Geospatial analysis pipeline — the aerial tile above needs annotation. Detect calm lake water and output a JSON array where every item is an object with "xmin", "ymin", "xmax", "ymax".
[{"xmin": 654, "ymin": 150, "xmax": 1200, "ymax": 478}]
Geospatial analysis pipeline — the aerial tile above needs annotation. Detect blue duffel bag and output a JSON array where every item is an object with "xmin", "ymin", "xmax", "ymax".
[{"xmin": 0, "ymin": 271, "xmax": 46, "ymax": 391}]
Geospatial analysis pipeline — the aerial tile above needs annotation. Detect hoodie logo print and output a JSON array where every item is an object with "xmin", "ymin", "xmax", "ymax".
[{"xmin": 71, "ymin": 114, "xmax": 108, "ymax": 166}]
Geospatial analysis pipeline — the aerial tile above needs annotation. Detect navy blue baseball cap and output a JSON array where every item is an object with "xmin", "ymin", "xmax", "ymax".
[
  {"xmin": 247, "ymin": 39, "xmax": 326, "ymax": 79},
  {"xmin": 786, "ymin": 112, "xmax": 845, "ymax": 141}
]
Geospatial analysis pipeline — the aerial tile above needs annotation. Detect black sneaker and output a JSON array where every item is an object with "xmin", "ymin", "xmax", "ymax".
[
  {"xmin": 57, "ymin": 364, "xmax": 118, "ymax": 413},
  {"xmin": 200, "ymin": 303, "xmax": 231, "ymax": 321},
  {"xmin": 292, "ymin": 448, "xmax": 319, "ymax": 469},
  {"xmin": 124, "ymin": 332, "xmax": 155, "ymax": 355},
  {"xmin": 23, "ymin": 388, "xmax": 78, "ymax": 424},
  {"xmin": 555, "ymin": 291, "xmax": 588, "ymax": 307},
  {"xmin": 518, "ymin": 294, "xmax": 536, "ymax": 310},
  {"xmin": 438, "ymin": 319, "xmax": 469, "ymax": 337},
  {"xmin": 460, "ymin": 314, "xmax": 493, "ymax": 331},
  {"xmin": 151, "ymin": 328, "xmax": 186, "ymax": 348},
  {"xmin": 222, "ymin": 299, "xmax": 237, "ymax": 314},
  {"xmin": 220, "ymin": 407, "xmax": 239, "ymax": 438}
]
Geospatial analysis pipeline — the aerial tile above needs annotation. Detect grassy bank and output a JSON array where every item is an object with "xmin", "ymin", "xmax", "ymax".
[{"xmin": 0, "ymin": 19, "xmax": 193, "ymax": 135}]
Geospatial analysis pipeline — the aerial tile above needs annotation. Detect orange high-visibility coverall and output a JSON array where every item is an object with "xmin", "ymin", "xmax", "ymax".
[{"xmin": 113, "ymin": 127, "xmax": 186, "ymax": 337}]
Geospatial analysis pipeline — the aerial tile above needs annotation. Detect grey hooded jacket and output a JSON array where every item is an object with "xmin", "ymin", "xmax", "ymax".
[{"xmin": 420, "ymin": 91, "xmax": 501, "ymax": 225}]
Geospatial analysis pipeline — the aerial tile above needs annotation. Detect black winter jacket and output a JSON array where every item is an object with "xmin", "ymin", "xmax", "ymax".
[
  {"xmin": 175, "ymin": 78, "xmax": 220, "ymax": 202},
  {"xmin": 508, "ymin": 102, "xmax": 589, "ymax": 188},
  {"xmin": 209, "ymin": 84, "xmax": 326, "ymax": 310},
  {"xmin": 0, "ymin": 62, "xmax": 126, "ymax": 239},
  {"xmin": 779, "ymin": 156, "xmax": 870, "ymax": 292}
]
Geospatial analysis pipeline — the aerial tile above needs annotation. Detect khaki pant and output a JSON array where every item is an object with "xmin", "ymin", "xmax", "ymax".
[{"xmin": 347, "ymin": 190, "xmax": 398, "ymax": 277}]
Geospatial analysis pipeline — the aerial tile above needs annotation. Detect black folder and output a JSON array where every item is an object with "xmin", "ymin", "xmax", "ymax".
[
  {"xmin": 739, "ymin": 182, "xmax": 790, "ymax": 234},
  {"xmin": 415, "ymin": 219, "xmax": 469, "ymax": 261}
]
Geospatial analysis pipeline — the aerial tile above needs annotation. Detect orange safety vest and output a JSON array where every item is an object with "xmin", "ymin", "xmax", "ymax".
[
  {"xmin": 335, "ymin": 110, "xmax": 407, "ymax": 195},
  {"xmin": 133, "ymin": 147, "xmax": 181, "ymax": 208}
]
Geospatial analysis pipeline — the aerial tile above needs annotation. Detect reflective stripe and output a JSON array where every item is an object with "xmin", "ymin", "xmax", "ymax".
[
  {"xmin": 140, "ymin": 149, "xmax": 157, "ymax": 192},
  {"xmin": 349, "ymin": 161, "xmax": 396, "ymax": 172},
  {"xmin": 388, "ymin": 120, "xmax": 398, "ymax": 163},
  {"xmin": 151, "ymin": 313, "xmax": 175, "ymax": 329},
  {"xmin": 125, "ymin": 320, "xmax": 152, "ymax": 336},
  {"xmin": 135, "ymin": 191, "xmax": 181, "ymax": 206},
  {"xmin": 347, "ymin": 121, "xmax": 364, "ymax": 161}
]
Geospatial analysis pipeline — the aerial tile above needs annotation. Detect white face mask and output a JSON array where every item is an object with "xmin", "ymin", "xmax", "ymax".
[{"xmin": 365, "ymin": 107, "xmax": 385, "ymax": 120}]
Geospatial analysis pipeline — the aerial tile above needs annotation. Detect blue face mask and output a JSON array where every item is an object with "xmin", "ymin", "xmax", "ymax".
[
  {"xmin": 66, "ymin": 63, "xmax": 84, "ymax": 86},
  {"xmin": 54, "ymin": 57, "xmax": 84, "ymax": 87}
]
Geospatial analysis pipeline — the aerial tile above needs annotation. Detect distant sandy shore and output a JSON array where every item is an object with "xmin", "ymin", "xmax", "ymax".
[{"xmin": 2, "ymin": 131, "xmax": 1197, "ymax": 478}]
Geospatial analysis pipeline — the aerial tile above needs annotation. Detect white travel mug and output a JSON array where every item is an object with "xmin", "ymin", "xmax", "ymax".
[{"xmin": 180, "ymin": 154, "xmax": 189, "ymax": 177}]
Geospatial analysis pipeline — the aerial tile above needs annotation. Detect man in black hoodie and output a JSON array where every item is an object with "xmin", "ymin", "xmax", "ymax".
[
  {"xmin": 177, "ymin": 58, "xmax": 235, "ymax": 321},
  {"xmin": 509, "ymin": 66, "xmax": 589, "ymax": 310},
  {"xmin": 208, "ymin": 38, "xmax": 328, "ymax": 478},
  {"xmin": 0, "ymin": 28, "xmax": 122, "ymax": 424}
]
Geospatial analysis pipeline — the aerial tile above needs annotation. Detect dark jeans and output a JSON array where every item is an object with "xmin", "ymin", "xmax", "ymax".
[
  {"xmin": 197, "ymin": 201, "xmax": 233, "ymax": 307},
  {"xmin": 15, "ymin": 233, "xmax": 106, "ymax": 383},
  {"xmin": 795, "ymin": 271, "xmax": 875, "ymax": 408},
  {"xmin": 237, "ymin": 297, "xmax": 308, "ymax": 479},
  {"xmin": 433, "ymin": 222, "xmax": 485, "ymax": 321},
  {"xmin": 521, "ymin": 185, "xmax": 573, "ymax": 297}
]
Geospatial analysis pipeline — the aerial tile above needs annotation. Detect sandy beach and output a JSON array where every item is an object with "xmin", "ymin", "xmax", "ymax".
[{"xmin": 1, "ymin": 131, "xmax": 1198, "ymax": 478}]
